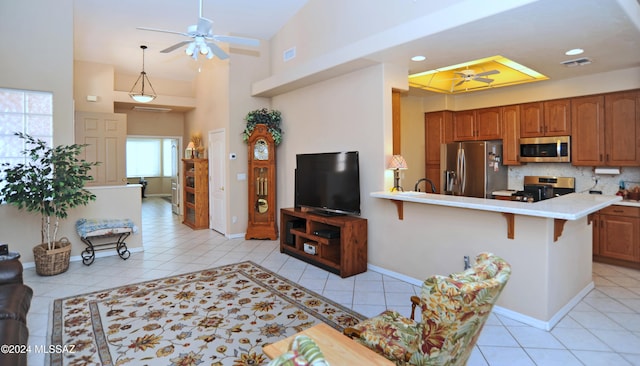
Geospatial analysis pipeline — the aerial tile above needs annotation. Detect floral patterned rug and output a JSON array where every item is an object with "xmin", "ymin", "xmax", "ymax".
[{"xmin": 51, "ymin": 261, "xmax": 365, "ymax": 366}]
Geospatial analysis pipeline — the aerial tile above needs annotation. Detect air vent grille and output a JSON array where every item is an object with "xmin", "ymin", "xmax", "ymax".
[
  {"xmin": 560, "ymin": 57, "xmax": 593, "ymax": 67},
  {"xmin": 132, "ymin": 106, "xmax": 172, "ymax": 112}
]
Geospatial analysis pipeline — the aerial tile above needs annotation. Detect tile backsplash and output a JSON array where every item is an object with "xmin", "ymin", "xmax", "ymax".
[{"xmin": 508, "ymin": 163, "xmax": 640, "ymax": 195}]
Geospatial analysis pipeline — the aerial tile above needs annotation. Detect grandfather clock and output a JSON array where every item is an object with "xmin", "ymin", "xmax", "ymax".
[{"xmin": 246, "ymin": 124, "xmax": 278, "ymax": 240}]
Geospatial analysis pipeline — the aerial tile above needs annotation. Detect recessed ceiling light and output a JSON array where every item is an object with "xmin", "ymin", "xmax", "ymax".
[
  {"xmin": 565, "ymin": 48, "xmax": 584, "ymax": 56},
  {"xmin": 411, "ymin": 55, "xmax": 426, "ymax": 62}
]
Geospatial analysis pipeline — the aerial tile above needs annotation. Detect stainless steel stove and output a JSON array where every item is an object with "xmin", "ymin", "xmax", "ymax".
[{"xmin": 511, "ymin": 176, "xmax": 576, "ymax": 202}]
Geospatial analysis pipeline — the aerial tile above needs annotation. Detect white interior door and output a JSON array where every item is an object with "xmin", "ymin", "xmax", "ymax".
[
  {"xmin": 74, "ymin": 111, "xmax": 127, "ymax": 186},
  {"xmin": 209, "ymin": 130, "xmax": 226, "ymax": 234},
  {"xmin": 170, "ymin": 139, "xmax": 180, "ymax": 215}
]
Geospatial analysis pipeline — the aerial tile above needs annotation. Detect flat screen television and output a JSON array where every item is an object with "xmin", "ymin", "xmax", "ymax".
[{"xmin": 295, "ymin": 151, "xmax": 361, "ymax": 216}]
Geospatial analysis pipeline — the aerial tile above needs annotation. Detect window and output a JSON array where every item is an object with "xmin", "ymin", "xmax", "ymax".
[
  {"xmin": 0, "ymin": 88, "xmax": 53, "ymax": 168},
  {"xmin": 126, "ymin": 138, "xmax": 177, "ymax": 178}
]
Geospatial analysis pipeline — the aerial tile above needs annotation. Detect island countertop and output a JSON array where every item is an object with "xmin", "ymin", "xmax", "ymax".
[{"xmin": 371, "ymin": 191, "xmax": 622, "ymax": 220}]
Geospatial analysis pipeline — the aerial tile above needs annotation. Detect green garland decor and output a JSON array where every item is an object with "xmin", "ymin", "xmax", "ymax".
[{"xmin": 242, "ymin": 108, "xmax": 283, "ymax": 146}]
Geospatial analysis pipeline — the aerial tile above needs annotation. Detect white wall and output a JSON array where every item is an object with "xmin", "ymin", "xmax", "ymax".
[
  {"xmin": 1, "ymin": 186, "xmax": 142, "ymax": 265},
  {"xmin": 0, "ymin": 0, "xmax": 74, "ymax": 145},
  {"xmin": 273, "ymin": 65, "xmax": 388, "ymax": 217},
  {"xmin": 0, "ymin": 0, "xmax": 74, "ymax": 262}
]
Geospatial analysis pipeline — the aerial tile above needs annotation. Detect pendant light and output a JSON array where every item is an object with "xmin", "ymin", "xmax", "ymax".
[{"xmin": 129, "ymin": 45, "xmax": 157, "ymax": 103}]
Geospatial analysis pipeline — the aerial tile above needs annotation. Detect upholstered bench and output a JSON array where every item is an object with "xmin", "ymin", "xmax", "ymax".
[{"xmin": 76, "ymin": 218, "xmax": 137, "ymax": 265}]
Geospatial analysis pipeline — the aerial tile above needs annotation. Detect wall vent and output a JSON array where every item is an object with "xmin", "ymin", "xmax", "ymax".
[
  {"xmin": 132, "ymin": 106, "xmax": 172, "ymax": 113},
  {"xmin": 283, "ymin": 47, "xmax": 296, "ymax": 62},
  {"xmin": 560, "ymin": 57, "xmax": 593, "ymax": 67}
]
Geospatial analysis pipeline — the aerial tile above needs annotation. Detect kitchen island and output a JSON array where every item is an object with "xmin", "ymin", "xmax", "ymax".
[{"xmin": 370, "ymin": 191, "xmax": 621, "ymax": 330}]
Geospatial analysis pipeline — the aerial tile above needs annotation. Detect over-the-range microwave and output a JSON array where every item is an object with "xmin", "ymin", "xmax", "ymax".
[{"xmin": 519, "ymin": 136, "xmax": 570, "ymax": 163}]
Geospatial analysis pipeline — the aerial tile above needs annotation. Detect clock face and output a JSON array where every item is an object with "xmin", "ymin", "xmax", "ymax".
[{"xmin": 254, "ymin": 139, "xmax": 269, "ymax": 160}]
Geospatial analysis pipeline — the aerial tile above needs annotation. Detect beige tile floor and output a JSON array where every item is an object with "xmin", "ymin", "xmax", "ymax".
[{"xmin": 23, "ymin": 197, "xmax": 640, "ymax": 365}]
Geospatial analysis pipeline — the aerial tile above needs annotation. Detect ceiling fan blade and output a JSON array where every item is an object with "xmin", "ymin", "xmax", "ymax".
[
  {"xmin": 455, "ymin": 80, "xmax": 466, "ymax": 87},
  {"xmin": 213, "ymin": 35, "xmax": 260, "ymax": 47},
  {"xmin": 207, "ymin": 42, "xmax": 229, "ymax": 60},
  {"xmin": 160, "ymin": 41, "xmax": 192, "ymax": 53},
  {"xmin": 474, "ymin": 77, "xmax": 495, "ymax": 83},
  {"xmin": 475, "ymin": 69, "xmax": 500, "ymax": 77},
  {"xmin": 197, "ymin": 17, "xmax": 213, "ymax": 35},
  {"xmin": 137, "ymin": 27, "xmax": 189, "ymax": 37}
]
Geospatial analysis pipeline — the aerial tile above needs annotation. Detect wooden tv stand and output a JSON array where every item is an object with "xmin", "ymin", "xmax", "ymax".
[{"xmin": 280, "ymin": 208, "xmax": 367, "ymax": 277}]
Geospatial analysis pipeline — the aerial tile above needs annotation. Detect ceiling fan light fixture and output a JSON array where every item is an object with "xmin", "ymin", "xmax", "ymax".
[
  {"xmin": 565, "ymin": 48, "xmax": 584, "ymax": 56},
  {"xmin": 185, "ymin": 42, "xmax": 196, "ymax": 56},
  {"xmin": 129, "ymin": 45, "xmax": 157, "ymax": 103}
]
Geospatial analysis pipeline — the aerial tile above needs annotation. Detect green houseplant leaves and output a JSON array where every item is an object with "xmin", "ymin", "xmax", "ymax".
[
  {"xmin": 242, "ymin": 108, "xmax": 283, "ymax": 145},
  {"xmin": 0, "ymin": 132, "xmax": 99, "ymax": 250}
]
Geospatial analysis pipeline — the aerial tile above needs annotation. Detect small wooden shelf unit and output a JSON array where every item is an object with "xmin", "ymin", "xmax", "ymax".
[
  {"xmin": 280, "ymin": 208, "xmax": 367, "ymax": 277},
  {"xmin": 182, "ymin": 158, "xmax": 209, "ymax": 229}
]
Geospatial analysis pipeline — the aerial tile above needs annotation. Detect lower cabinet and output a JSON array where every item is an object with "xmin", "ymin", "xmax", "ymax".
[
  {"xmin": 280, "ymin": 208, "xmax": 367, "ymax": 277},
  {"xmin": 592, "ymin": 205, "xmax": 640, "ymax": 268}
]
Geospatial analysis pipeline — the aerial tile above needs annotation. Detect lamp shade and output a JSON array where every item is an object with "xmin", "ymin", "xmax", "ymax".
[
  {"xmin": 129, "ymin": 45, "xmax": 157, "ymax": 103},
  {"xmin": 388, "ymin": 155, "xmax": 408, "ymax": 170},
  {"xmin": 187, "ymin": 142, "xmax": 195, "ymax": 149}
]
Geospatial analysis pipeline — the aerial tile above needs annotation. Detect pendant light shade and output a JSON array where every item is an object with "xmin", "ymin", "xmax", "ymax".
[{"xmin": 129, "ymin": 45, "xmax": 157, "ymax": 103}]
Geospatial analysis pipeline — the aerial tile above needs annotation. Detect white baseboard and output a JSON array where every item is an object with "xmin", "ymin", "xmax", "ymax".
[
  {"xmin": 367, "ymin": 263, "xmax": 594, "ymax": 331},
  {"xmin": 492, "ymin": 281, "xmax": 595, "ymax": 330},
  {"xmin": 22, "ymin": 247, "xmax": 145, "ymax": 269},
  {"xmin": 226, "ymin": 233, "xmax": 246, "ymax": 239},
  {"xmin": 367, "ymin": 263, "xmax": 423, "ymax": 287}
]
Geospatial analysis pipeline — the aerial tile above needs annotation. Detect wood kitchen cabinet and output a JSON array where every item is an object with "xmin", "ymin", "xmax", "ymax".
[
  {"xmin": 520, "ymin": 99, "xmax": 571, "ymax": 137},
  {"xmin": 453, "ymin": 107, "xmax": 501, "ymax": 141},
  {"xmin": 424, "ymin": 111, "xmax": 453, "ymax": 193},
  {"xmin": 571, "ymin": 95, "xmax": 605, "ymax": 166},
  {"xmin": 572, "ymin": 90, "xmax": 639, "ymax": 166},
  {"xmin": 605, "ymin": 91, "xmax": 640, "ymax": 166},
  {"xmin": 501, "ymin": 105, "xmax": 521, "ymax": 165},
  {"xmin": 593, "ymin": 205, "xmax": 640, "ymax": 269}
]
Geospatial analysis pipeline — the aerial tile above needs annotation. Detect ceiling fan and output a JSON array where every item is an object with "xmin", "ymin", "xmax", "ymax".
[
  {"xmin": 453, "ymin": 69, "xmax": 500, "ymax": 86},
  {"xmin": 136, "ymin": 0, "xmax": 260, "ymax": 60}
]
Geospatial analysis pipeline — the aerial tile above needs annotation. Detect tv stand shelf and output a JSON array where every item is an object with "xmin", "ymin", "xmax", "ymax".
[{"xmin": 280, "ymin": 208, "xmax": 367, "ymax": 277}]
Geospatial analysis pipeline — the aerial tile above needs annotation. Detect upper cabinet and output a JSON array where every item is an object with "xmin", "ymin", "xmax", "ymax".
[
  {"xmin": 520, "ymin": 99, "xmax": 571, "ymax": 137},
  {"xmin": 572, "ymin": 90, "xmax": 640, "ymax": 166},
  {"xmin": 501, "ymin": 105, "xmax": 521, "ymax": 165},
  {"xmin": 453, "ymin": 107, "xmax": 501, "ymax": 141},
  {"xmin": 571, "ymin": 95, "xmax": 605, "ymax": 166},
  {"xmin": 425, "ymin": 111, "xmax": 454, "ymax": 193},
  {"xmin": 606, "ymin": 91, "xmax": 640, "ymax": 166}
]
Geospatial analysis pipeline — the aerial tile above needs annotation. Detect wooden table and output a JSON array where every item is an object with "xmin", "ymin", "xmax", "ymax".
[{"xmin": 262, "ymin": 323, "xmax": 394, "ymax": 365}]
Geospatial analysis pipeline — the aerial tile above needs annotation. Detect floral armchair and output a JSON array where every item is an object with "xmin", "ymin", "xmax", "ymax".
[{"xmin": 344, "ymin": 252, "xmax": 511, "ymax": 366}]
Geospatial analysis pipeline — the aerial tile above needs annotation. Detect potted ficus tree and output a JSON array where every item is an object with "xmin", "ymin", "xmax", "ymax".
[
  {"xmin": 242, "ymin": 108, "xmax": 283, "ymax": 145},
  {"xmin": 0, "ymin": 132, "xmax": 98, "ymax": 275}
]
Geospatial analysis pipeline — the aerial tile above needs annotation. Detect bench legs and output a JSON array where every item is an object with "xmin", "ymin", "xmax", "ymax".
[{"xmin": 80, "ymin": 232, "xmax": 131, "ymax": 265}]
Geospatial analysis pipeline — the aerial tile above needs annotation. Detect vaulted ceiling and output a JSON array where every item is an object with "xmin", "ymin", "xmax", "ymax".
[{"xmin": 73, "ymin": 0, "xmax": 640, "ymax": 94}]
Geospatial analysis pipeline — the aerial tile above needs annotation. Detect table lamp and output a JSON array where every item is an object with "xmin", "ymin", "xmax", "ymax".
[
  {"xmin": 388, "ymin": 155, "xmax": 408, "ymax": 191},
  {"xmin": 187, "ymin": 142, "xmax": 195, "ymax": 158}
]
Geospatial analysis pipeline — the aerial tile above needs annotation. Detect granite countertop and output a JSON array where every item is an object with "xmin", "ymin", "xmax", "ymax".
[
  {"xmin": 615, "ymin": 199, "xmax": 640, "ymax": 207},
  {"xmin": 371, "ymin": 191, "xmax": 622, "ymax": 220}
]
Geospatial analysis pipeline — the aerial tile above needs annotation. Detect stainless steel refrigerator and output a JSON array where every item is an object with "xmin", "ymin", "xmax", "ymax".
[{"xmin": 440, "ymin": 140, "xmax": 507, "ymax": 198}]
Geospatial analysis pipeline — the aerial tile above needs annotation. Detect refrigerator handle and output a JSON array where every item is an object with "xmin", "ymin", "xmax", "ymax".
[
  {"xmin": 455, "ymin": 148, "xmax": 461, "ymax": 193},
  {"xmin": 459, "ymin": 148, "xmax": 466, "ymax": 193}
]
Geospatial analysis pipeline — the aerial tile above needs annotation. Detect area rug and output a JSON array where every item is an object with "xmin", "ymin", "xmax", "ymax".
[{"xmin": 51, "ymin": 261, "xmax": 366, "ymax": 366}]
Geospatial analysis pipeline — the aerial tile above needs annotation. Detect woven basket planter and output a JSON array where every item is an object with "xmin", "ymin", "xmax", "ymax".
[{"xmin": 33, "ymin": 237, "xmax": 71, "ymax": 276}]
